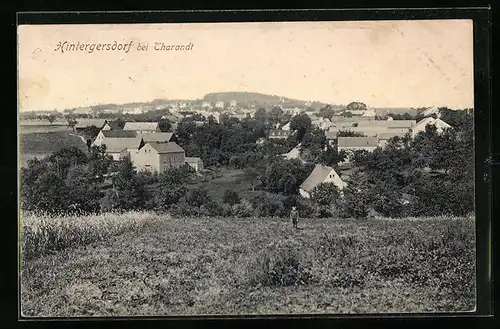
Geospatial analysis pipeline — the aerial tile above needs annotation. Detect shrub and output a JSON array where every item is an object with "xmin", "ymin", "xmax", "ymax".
[
  {"xmin": 223, "ymin": 189, "xmax": 241, "ymax": 206},
  {"xmin": 232, "ymin": 200, "xmax": 254, "ymax": 218},
  {"xmin": 295, "ymin": 198, "xmax": 317, "ymax": 218},
  {"xmin": 247, "ymin": 242, "xmax": 312, "ymax": 287},
  {"xmin": 311, "ymin": 182, "xmax": 340, "ymax": 206}
]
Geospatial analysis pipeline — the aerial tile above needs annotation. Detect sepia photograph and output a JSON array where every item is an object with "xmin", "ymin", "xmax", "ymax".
[{"xmin": 18, "ymin": 19, "xmax": 476, "ymax": 317}]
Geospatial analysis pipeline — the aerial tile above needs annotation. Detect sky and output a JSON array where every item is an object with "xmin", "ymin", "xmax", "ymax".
[{"xmin": 17, "ymin": 20, "xmax": 474, "ymax": 111}]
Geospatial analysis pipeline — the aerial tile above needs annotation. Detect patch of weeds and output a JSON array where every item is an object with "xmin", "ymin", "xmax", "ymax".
[{"xmin": 247, "ymin": 241, "xmax": 312, "ymax": 287}]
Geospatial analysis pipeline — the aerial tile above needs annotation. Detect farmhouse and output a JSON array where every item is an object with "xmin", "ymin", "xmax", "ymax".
[
  {"xmin": 412, "ymin": 117, "xmax": 452, "ymax": 137},
  {"xmin": 101, "ymin": 137, "xmax": 144, "ymax": 161},
  {"xmin": 137, "ymin": 132, "xmax": 173, "ymax": 143},
  {"xmin": 129, "ymin": 142, "xmax": 185, "ymax": 173},
  {"xmin": 338, "ymin": 137, "xmax": 378, "ymax": 163},
  {"xmin": 299, "ymin": 164, "xmax": 347, "ymax": 198},
  {"xmin": 377, "ymin": 131, "xmax": 408, "ymax": 148},
  {"xmin": 93, "ymin": 130, "xmax": 137, "ymax": 146},
  {"xmin": 269, "ymin": 129, "xmax": 291, "ymax": 139},
  {"xmin": 185, "ymin": 157, "xmax": 204, "ymax": 172},
  {"xmin": 74, "ymin": 119, "xmax": 107, "ymax": 131},
  {"xmin": 123, "ymin": 122, "xmax": 161, "ymax": 133},
  {"xmin": 357, "ymin": 120, "xmax": 416, "ymax": 129}
]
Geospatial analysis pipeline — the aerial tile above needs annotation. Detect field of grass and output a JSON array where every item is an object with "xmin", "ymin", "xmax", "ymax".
[
  {"xmin": 19, "ymin": 131, "xmax": 87, "ymax": 167},
  {"xmin": 20, "ymin": 213, "xmax": 476, "ymax": 317}
]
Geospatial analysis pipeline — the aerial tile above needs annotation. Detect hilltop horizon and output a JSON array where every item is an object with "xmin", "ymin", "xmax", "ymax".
[{"xmin": 18, "ymin": 90, "xmax": 472, "ymax": 113}]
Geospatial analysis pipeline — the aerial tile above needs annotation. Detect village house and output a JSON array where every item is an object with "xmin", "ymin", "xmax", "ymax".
[
  {"xmin": 101, "ymin": 137, "xmax": 145, "ymax": 161},
  {"xmin": 412, "ymin": 117, "xmax": 452, "ymax": 137},
  {"xmin": 299, "ymin": 164, "xmax": 347, "ymax": 198},
  {"xmin": 215, "ymin": 101, "xmax": 225, "ymax": 109},
  {"xmin": 377, "ymin": 131, "xmax": 408, "ymax": 148},
  {"xmin": 185, "ymin": 157, "xmax": 204, "ymax": 173},
  {"xmin": 268, "ymin": 129, "xmax": 291, "ymax": 139},
  {"xmin": 202, "ymin": 101, "xmax": 212, "ymax": 109},
  {"xmin": 123, "ymin": 122, "xmax": 161, "ymax": 133},
  {"xmin": 129, "ymin": 142, "xmax": 186, "ymax": 173},
  {"xmin": 230, "ymin": 100, "xmax": 237, "ymax": 107},
  {"xmin": 337, "ymin": 136, "xmax": 379, "ymax": 163},
  {"xmin": 74, "ymin": 119, "xmax": 108, "ymax": 131},
  {"xmin": 92, "ymin": 130, "xmax": 137, "ymax": 147}
]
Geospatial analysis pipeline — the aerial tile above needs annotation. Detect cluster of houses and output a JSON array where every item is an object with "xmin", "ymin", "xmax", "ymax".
[
  {"xmin": 274, "ymin": 108, "xmax": 452, "ymax": 165},
  {"xmin": 77, "ymin": 120, "xmax": 204, "ymax": 174},
  {"xmin": 282, "ymin": 108, "xmax": 455, "ymax": 200}
]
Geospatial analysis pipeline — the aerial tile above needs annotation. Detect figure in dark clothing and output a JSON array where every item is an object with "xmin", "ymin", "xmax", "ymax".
[{"xmin": 290, "ymin": 206, "xmax": 299, "ymax": 229}]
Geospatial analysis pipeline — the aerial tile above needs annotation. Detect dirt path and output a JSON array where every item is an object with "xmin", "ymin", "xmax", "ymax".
[{"xmin": 69, "ymin": 133, "xmax": 87, "ymax": 144}]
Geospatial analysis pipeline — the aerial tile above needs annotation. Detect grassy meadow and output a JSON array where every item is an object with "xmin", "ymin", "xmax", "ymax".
[
  {"xmin": 18, "ymin": 130, "xmax": 87, "ymax": 167},
  {"xmin": 20, "ymin": 212, "xmax": 476, "ymax": 317}
]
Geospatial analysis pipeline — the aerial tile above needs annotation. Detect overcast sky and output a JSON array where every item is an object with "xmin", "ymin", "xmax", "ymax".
[{"xmin": 18, "ymin": 20, "xmax": 473, "ymax": 111}]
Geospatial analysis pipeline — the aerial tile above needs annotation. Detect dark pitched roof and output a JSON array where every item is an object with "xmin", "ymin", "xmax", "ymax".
[
  {"xmin": 148, "ymin": 142, "xmax": 185, "ymax": 154},
  {"xmin": 101, "ymin": 130, "xmax": 137, "ymax": 138},
  {"xmin": 103, "ymin": 137, "xmax": 143, "ymax": 153},
  {"xmin": 105, "ymin": 121, "xmax": 123, "ymax": 130},
  {"xmin": 138, "ymin": 132, "xmax": 173, "ymax": 143}
]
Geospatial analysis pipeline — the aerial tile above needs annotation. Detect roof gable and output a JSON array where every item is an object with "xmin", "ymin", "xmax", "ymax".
[
  {"xmin": 300, "ymin": 165, "xmax": 342, "ymax": 192},
  {"xmin": 138, "ymin": 132, "xmax": 173, "ymax": 143}
]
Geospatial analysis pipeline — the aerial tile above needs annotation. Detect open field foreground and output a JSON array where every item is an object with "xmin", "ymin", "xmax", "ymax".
[{"xmin": 20, "ymin": 213, "xmax": 475, "ymax": 317}]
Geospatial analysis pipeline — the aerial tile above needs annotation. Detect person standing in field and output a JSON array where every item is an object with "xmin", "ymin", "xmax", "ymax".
[{"xmin": 290, "ymin": 206, "xmax": 299, "ymax": 229}]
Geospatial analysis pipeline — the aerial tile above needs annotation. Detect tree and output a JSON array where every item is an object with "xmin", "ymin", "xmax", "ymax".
[
  {"xmin": 111, "ymin": 156, "xmax": 146, "ymax": 211},
  {"xmin": 268, "ymin": 106, "xmax": 284, "ymax": 126},
  {"xmin": 65, "ymin": 164, "xmax": 101, "ymax": 213},
  {"xmin": 47, "ymin": 114, "xmax": 56, "ymax": 124},
  {"xmin": 290, "ymin": 113, "xmax": 312, "ymax": 142},
  {"xmin": 338, "ymin": 130, "xmax": 365, "ymax": 137},
  {"xmin": 345, "ymin": 102, "xmax": 367, "ymax": 112},
  {"xmin": 46, "ymin": 147, "xmax": 89, "ymax": 179},
  {"xmin": 255, "ymin": 108, "xmax": 267, "ymax": 123},
  {"xmin": 26, "ymin": 171, "xmax": 69, "ymax": 214},
  {"xmin": 311, "ymin": 182, "xmax": 340, "ymax": 206},
  {"xmin": 158, "ymin": 118, "xmax": 172, "ymax": 132},
  {"xmin": 223, "ymin": 189, "xmax": 241, "ymax": 211},
  {"xmin": 66, "ymin": 117, "xmax": 77, "ymax": 131},
  {"xmin": 243, "ymin": 167, "xmax": 261, "ymax": 191}
]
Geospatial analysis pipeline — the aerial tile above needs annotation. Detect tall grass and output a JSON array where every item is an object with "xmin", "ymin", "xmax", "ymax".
[{"xmin": 20, "ymin": 211, "xmax": 163, "ymax": 260}]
